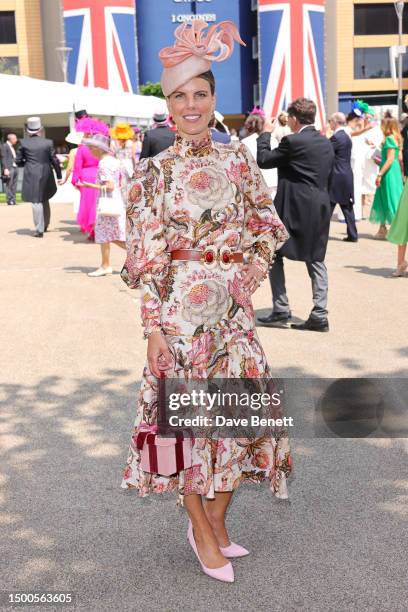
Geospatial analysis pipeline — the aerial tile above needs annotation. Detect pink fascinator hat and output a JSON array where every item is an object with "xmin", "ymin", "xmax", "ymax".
[
  {"xmin": 159, "ymin": 19, "xmax": 246, "ymax": 97},
  {"xmin": 75, "ymin": 117, "xmax": 109, "ymax": 137}
]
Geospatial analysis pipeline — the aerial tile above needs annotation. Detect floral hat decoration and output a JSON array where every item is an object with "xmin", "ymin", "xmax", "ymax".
[
  {"xmin": 352, "ymin": 99, "xmax": 375, "ymax": 118},
  {"xmin": 249, "ymin": 105, "xmax": 266, "ymax": 119},
  {"xmin": 75, "ymin": 117, "xmax": 110, "ymax": 136},
  {"xmin": 159, "ymin": 19, "xmax": 246, "ymax": 97}
]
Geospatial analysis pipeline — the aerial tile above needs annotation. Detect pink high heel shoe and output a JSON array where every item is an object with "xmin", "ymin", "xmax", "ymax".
[
  {"xmin": 219, "ymin": 542, "xmax": 250, "ymax": 558},
  {"xmin": 187, "ymin": 521, "xmax": 234, "ymax": 583}
]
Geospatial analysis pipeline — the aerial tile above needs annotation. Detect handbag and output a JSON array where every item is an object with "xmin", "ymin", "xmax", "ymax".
[
  {"xmin": 371, "ymin": 148, "xmax": 382, "ymax": 165},
  {"xmin": 133, "ymin": 373, "xmax": 193, "ymax": 476},
  {"xmin": 97, "ymin": 186, "xmax": 122, "ymax": 217}
]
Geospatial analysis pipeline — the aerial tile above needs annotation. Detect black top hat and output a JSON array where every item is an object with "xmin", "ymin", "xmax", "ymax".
[{"xmin": 75, "ymin": 109, "xmax": 88, "ymax": 120}]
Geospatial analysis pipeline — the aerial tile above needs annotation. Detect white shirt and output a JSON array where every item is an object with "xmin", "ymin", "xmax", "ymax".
[{"xmin": 242, "ymin": 132, "xmax": 278, "ymax": 188}]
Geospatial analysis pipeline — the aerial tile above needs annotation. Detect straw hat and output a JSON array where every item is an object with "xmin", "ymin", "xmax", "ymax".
[
  {"xmin": 65, "ymin": 131, "xmax": 84, "ymax": 145},
  {"xmin": 159, "ymin": 20, "xmax": 245, "ymax": 97},
  {"xmin": 110, "ymin": 123, "xmax": 134, "ymax": 140}
]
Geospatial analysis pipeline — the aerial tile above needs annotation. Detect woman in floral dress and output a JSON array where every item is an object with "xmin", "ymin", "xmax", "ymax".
[
  {"xmin": 120, "ymin": 20, "xmax": 292, "ymax": 583},
  {"xmin": 77, "ymin": 132, "xmax": 126, "ymax": 277}
]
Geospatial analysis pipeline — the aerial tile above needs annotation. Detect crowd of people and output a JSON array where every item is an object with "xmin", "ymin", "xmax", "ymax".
[{"xmin": 1, "ymin": 94, "xmax": 408, "ymax": 281}]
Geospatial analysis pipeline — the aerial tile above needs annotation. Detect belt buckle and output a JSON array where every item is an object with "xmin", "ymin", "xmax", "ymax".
[
  {"xmin": 219, "ymin": 245, "xmax": 233, "ymax": 270},
  {"xmin": 201, "ymin": 245, "xmax": 233, "ymax": 270},
  {"xmin": 201, "ymin": 245, "xmax": 218, "ymax": 269}
]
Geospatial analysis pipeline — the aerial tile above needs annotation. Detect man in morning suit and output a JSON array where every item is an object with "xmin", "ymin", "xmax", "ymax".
[
  {"xmin": 16, "ymin": 117, "xmax": 62, "ymax": 237},
  {"xmin": 257, "ymin": 98, "xmax": 334, "ymax": 332},
  {"xmin": 0, "ymin": 133, "xmax": 18, "ymax": 205},
  {"xmin": 139, "ymin": 111, "xmax": 175, "ymax": 159},
  {"xmin": 329, "ymin": 112, "xmax": 358, "ymax": 242}
]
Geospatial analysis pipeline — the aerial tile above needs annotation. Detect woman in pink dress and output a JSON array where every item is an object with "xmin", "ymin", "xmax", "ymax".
[{"xmin": 72, "ymin": 118, "xmax": 109, "ymax": 240}]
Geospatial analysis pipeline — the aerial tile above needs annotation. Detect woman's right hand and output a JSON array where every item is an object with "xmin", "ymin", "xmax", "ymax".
[{"xmin": 147, "ymin": 332, "xmax": 173, "ymax": 377}]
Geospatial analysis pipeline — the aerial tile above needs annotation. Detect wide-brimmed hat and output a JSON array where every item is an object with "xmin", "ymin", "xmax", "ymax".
[
  {"xmin": 26, "ymin": 116, "xmax": 42, "ymax": 133},
  {"xmin": 65, "ymin": 131, "xmax": 84, "ymax": 145},
  {"xmin": 82, "ymin": 133, "xmax": 111, "ymax": 153},
  {"xmin": 159, "ymin": 20, "xmax": 245, "ymax": 97},
  {"xmin": 110, "ymin": 122, "xmax": 134, "ymax": 140}
]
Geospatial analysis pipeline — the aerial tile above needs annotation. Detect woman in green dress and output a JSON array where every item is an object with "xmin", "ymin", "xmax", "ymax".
[
  {"xmin": 370, "ymin": 118, "xmax": 403, "ymax": 239},
  {"xmin": 387, "ymin": 180, "xmax": 408, "ymax": 276}
]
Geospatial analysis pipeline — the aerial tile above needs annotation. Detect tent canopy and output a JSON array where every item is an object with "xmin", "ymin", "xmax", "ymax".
[{"xmin": 0, "ymin": 74, "xmax": 167, "ymax": 128}]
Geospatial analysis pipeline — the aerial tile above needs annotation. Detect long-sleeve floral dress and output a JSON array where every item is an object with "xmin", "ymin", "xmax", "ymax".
[{"xmin": 120, "ymin": 133, "xmax": 293, "ymax": 503}]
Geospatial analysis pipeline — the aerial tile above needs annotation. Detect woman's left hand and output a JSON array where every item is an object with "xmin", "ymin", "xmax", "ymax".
[
  {"xmin": 375, "ymin": 175, "xmax": 382, "ymax": 187},
  {"xmin": 240, "ymin": 263, "xmax": 265, "ymax": 294}
]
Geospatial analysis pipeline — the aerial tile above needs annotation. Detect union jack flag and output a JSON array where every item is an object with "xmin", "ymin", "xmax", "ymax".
[
  {"xmin": 258, "ymin": 0, "xmax": 326, "ymax": 129},
  {"xmin": 63, "ymin": 0, "xmax": 138, "ymax": 93}
]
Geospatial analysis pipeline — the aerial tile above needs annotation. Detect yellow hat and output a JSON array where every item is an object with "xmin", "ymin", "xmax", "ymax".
[{"xmin": 110, "ymin": 123, "xmax": 134, "ymax": 140}]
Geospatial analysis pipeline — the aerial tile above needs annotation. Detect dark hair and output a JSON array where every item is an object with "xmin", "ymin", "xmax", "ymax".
[
  {"xmin": 347, "ymin": 111, "xmax": 359, "ymax": 123},
  {"xmin": 287, "ymin": 97, "xmax": 316, "ymax": 125},
  {"xmin": 197, "ymin": 70, "xmax": 215, "ymax": 95},
  {"xmin": 244, "ymin": 115, "xmax": 265, "ymax": 135}
]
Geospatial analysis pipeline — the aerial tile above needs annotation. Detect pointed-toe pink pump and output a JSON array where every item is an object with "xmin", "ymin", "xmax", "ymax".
[
  {"xmin": 187, "ymin": 521, "xmax": 235, "ymax": 583},
  {"xmin": 219, "ymin": 542, "xmax": 250, "ymax": 558}
]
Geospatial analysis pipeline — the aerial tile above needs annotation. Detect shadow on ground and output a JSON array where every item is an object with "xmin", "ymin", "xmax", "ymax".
[
  {"xmin": 0, "ymin": 369, "xmax": 407, "ymax": 611},
  {"xmin": 344, "ymin": 264, "xmax": 396, "ymax": 278}
]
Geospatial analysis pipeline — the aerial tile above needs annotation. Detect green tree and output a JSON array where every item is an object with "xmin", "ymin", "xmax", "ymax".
[{"xmin": 139, "ymin": 82, "xmax": 164, "ymax": 98}]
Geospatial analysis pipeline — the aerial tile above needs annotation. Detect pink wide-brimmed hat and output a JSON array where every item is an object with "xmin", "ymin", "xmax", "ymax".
[{"xmin": 159, "ymin": 19, "xmax": 245, "ymax": 97}]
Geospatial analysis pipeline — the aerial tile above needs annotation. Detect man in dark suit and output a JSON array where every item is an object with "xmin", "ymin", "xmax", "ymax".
[
  {"xmin": 16, "ymin": 117, "xmax": 62, "ymax": 237},
  {"xmin": 329, "ymin": 112, "xmax": 357, "ymax": 242},
  {"xmin": 0, "ymin": 133, "xmax": 18, "ymax": 205},
  {"xmin": 139, "ymin": 111, "xmax": 175, "ymax": 159},
  {"xmin": 257, "ymin": 98, "xmax": 334, "ymax": 332}
]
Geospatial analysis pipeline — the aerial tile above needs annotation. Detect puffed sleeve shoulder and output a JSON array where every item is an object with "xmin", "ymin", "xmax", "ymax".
[
  {"xmin": 238, "ymin": 144, "xmax": 289, "ymax": 275},
  {"xmin": 121, "ymin": 157, "xmax": 170, "ymax": 338},
  {"xmin": 121, "ymin": 157, "xmax": 169, "ymax": 288},
  {"xmin": 384, "ymin": 136, "xmax": 398, "ymax": 150}
]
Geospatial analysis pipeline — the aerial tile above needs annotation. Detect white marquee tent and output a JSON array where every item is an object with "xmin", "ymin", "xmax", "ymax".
[{"xmin": 0, "ymin": 74, "xmax": 167, "ymax": 129}]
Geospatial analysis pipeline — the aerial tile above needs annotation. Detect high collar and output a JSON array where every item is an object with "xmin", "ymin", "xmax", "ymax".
[{"xmin": 172, "ymin": 131, "xmax": 214, "ymax": 158}]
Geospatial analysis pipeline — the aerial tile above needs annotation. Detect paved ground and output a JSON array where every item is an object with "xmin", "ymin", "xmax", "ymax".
[{"xmin": 0, "ymin": 202, "xmax": 407, "ymax": 612}]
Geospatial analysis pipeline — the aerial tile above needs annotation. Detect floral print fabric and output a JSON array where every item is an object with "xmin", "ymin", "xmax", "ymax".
[
  {"xmin": 94, "ymin": 155, "xmax": 126, "ymax": 244},
  {"xmin": 120, "ymin": 133, "xmax": 292, "ymax": 503}
]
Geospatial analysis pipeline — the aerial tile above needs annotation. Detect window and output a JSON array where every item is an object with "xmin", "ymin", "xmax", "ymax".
[
  {"xmin": 354, "ymin": 3, "xmax": 408, "ymax": 36},
  {"xmin": 354, "ymin": 48, "xmax": 392, "ymax": 79},
  {"xmin": 0, "ymin": 57, "xmax": 19, "ymax": 74},
  {"xmin": 0, "ymin": 11, "xmax": 17, "ymax": 44}
]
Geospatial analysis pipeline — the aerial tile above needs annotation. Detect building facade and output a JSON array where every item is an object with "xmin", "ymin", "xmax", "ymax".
[
  {"xmin": 326, "ymin": 0, "xmax": 408, "ymax": 114},
  {"xmin": 0, "ymin": 0, "xmax": 45, "ymax": 78}
]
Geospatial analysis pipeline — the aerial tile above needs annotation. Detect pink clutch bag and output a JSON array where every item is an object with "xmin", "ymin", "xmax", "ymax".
[
  {"xmin": 133, "ymin": 373, "xmax": 193, "ymax": 477},
  {"xmin": 134, "ymin": 424, "xmax": 193, "ymax": 476}
]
